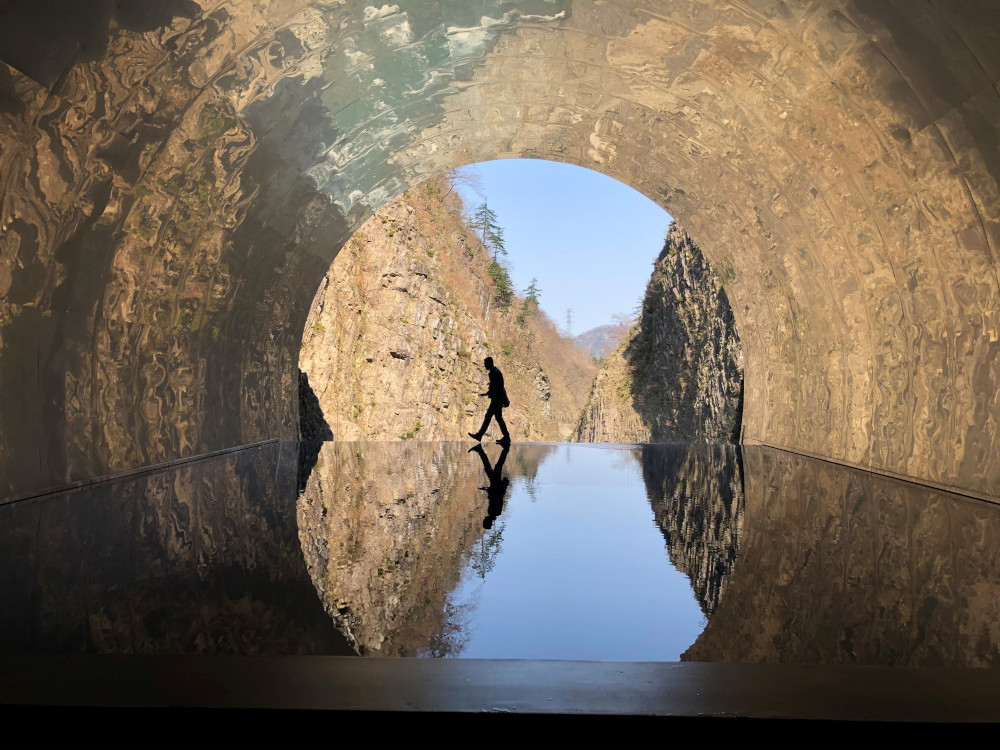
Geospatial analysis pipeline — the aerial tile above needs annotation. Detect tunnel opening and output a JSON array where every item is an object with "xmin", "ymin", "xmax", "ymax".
[
  {"xmin": 1, "ymin": 0, "xmax": 997, "ymax": 504},
  {"xmin": 2, "ymin": 0, "xmax": 1000, "ymax": 722},
  {"xmin": 294, "ymin": 162, "xmax": 743, "ymax": 451}
]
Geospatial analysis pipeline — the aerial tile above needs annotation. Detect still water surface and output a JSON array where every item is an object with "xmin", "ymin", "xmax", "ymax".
[
  {"xmin": 298, "ymin": 441, "xmax": 742, "ymax": 660},
  {"xmin": 2, "ymin": 440, "xmax": 999, "ymax": 668},
  {"xmin": 438, "ymin": 445, "xmax": 707, "ymax": 660}
]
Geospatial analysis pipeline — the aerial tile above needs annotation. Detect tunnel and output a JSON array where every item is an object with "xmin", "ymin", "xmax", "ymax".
[{"xmin": 1, "ymin": 0, "xmax": 999, "ymax": 505}]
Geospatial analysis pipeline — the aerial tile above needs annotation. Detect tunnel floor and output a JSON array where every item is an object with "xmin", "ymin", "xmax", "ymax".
[{"xmin": 1, "ymin": 440, "xmax": 999, "ymax": 727}]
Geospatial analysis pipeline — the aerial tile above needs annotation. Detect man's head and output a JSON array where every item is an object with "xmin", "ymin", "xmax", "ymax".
[{"xmin": 483, "ymin": 356, "xmax": 494, "ymax": 370}]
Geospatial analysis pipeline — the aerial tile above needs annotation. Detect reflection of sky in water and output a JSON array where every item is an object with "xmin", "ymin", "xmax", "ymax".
[{"xmin": 437, "ymin": 444, "xmax": 706, "ymax": 660}]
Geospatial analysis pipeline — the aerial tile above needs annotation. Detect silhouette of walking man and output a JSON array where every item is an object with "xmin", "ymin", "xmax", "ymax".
[
  {"xmin": 469, "ymin": 356, "xmax": 511, "ymax": 445},
  {"xmin": 470, "ymin": 442, "xmax": 510, "ymax": 529}
]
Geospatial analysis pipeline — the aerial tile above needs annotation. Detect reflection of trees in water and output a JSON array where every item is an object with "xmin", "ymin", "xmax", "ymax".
[
  {"xmin": 639, "ymin": 444, "xmax": 744, "ymax": 618},
  {"xmin": 468, "ymin": 444, "xmax": 557, "ymax": 582},
  {"xmin": 470, "ymin": 522, "xmax": 505, "ymax": 579},
  {"xmin": 297, "ymin": 442, "xmax": 555, "ymax": 656}
]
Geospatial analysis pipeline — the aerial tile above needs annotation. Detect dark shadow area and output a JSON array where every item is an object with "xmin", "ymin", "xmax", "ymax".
[
  {"xmin": 3, "ymin": 692, "xmax": 997, "ymax": 747},
  {"xmin": 0, "ymin": 0, "xmax": 199, "ymax": 86},
  {"xmin": 296, "ymin": 370, "xmax": 333, "ymax": 494}
]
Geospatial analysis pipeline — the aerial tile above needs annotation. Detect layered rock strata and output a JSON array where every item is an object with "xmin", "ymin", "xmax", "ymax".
[{"xmin": 576, "ymin": 224, "xmax": 743, "ymax": 444}]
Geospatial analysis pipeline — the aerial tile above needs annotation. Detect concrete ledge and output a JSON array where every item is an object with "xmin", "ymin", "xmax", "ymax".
[
  {"xmin": 2, "ymin": 656, "xmax": 999, "ymax": 722},
  {"xmin": 0, "ymin": 439, "xmax": 282, "ymax": 507}
]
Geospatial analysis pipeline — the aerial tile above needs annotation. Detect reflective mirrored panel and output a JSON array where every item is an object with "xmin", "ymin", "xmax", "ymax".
[{"xmin": 0, "ymin": 442, "xmax": 353, "ymax": 656}]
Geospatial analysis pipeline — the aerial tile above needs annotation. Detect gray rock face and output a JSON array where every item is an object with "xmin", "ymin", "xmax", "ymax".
[
  {"xmin": 1, "ymin": 1, "xmax": 999, "ymax": 500},
  {"xmin": 576, "ymin": 225, "xmax": 743, "ymax": 444}
]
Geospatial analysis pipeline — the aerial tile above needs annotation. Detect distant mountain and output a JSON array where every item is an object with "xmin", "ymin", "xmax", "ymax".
[{"xmin": 573, "ymin": 324, "xmax": 631, "ymax": 359}]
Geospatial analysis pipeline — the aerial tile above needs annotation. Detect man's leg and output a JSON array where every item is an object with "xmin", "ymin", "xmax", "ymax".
[
  {"xmin": 470, "ymin": 443, "xmax": 492, "ymax": 475},
  {"xmin": 494, "ymin": 405, "xmax": 510, "ymax": 440},
  {"xmin": 474, "ymin": 404, "xmax": 496, "ymax": 438}
]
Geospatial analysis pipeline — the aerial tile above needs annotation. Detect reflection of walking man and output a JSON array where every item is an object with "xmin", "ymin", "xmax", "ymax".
[
  {"xmin": 469, "ymin": 356, "xmax": 511, "ymax": 445},
  {"xmin": 470, "ymin": 443, "xmax": 510, "ymax": 529}
]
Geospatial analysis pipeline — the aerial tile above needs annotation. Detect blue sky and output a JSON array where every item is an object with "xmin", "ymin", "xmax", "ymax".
[{"xmin": 455, "ymin": 159, "xmax": 672, "ymax": 336}]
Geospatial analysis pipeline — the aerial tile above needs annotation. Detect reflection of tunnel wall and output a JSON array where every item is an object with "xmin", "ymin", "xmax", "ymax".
[
  {"xmin": 0, "ymin": 442, "xmax": 351, "ymax": 655},
  {"xmin": 1, "ymin": 1, "xmax": 999, "ymax": 501},
  {"xmin": 685, "ymin": 446, "xmax": 1000, "ymax": 667}
]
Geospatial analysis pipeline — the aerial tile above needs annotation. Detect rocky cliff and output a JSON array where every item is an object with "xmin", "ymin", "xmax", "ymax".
[
  {"xmin": 299, "ymin": 176, "xmax": 595, "ymax": 442},
  {"xmin": 575, "ymin": 224, "xmax": 743, "ymax": 444}
]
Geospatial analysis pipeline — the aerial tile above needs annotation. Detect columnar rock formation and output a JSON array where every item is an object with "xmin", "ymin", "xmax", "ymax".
[
  {"xmin": 576, "ymin": 225, "xmax": 743, "ymax": 443},
  {"xmin": 298, "ymin": 177, "xmax": 595, "ymax": 442},
  {"xmin": 1, "ymin": 2, "xmax": 999, "ymax": 501}
]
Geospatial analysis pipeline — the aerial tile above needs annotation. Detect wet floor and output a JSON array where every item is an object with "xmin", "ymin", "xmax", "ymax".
[{"xmin": 2, "ymin": 440, "xmax": 999, "ymax": 667}]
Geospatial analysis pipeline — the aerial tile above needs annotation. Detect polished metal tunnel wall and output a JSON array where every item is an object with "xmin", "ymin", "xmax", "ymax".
[{"xmin": 0, "ymin": 0, "xmax": 998, "ymax": 501}]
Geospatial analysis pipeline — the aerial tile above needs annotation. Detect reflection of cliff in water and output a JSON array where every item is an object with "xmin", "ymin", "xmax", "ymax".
[
  {"xmin": 297, "ymin": 442, "xmax": 555, "ymax": 656},
  {"xmin": 0, "ymin": 443, "xmax": 351, "ymax": 655},
  {"xmin": 640, "ymin": 445, "xmax": 744, "ymax": 618},
  {"xmin": 684, "ymin": 448, "xmax": 1000, "ymax": 667}
]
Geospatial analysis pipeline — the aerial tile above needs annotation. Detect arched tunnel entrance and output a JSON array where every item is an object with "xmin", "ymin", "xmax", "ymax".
[
  {"xmin": 6, "ymin": 2, "xmax": 1000, "ymax": 730},
  {"xmin": 1, "ymin": 0, "xmax": 999, "ymax": 503}
]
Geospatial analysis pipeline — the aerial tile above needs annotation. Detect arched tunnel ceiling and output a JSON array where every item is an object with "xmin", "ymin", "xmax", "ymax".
[{"xmin": 1, "ymin": 0, "xmax": 999, "ymax": 501}]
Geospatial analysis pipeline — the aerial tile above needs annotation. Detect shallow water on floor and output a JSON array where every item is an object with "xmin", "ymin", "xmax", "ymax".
[
  {"xmin": 297, "ymin": 441, "xmax": 741, "ymax": 660},
  {"xmin": 424, "ymin": 445, "xmax": 710, "ymax": 660},
  {"xmin": 2, "ymin": 440, "xmax": 999, "ymax": 667}
]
